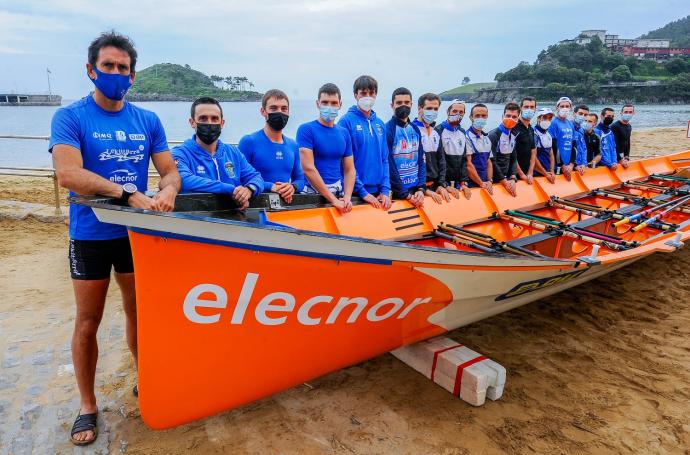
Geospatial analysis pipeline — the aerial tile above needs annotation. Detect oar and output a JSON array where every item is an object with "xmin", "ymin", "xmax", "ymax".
[
  {"xmin": 500, "ymin": 213, "xmax": 628, "ymax": 251},
  {"xmin": 434, "ymin": 230, "xmax": 497, "ymax": 253},
  {"xmin": 612, "ymin": 195, "xmax": 689, "ymax": 227},
  {"xmin": 550, "ymin": 200, "xmax": 676, "ymax": 231},
  {"xmin": 651, "ymin": 173, "xmax": 690, "ymax": 184},
  {"xmin": 439, "ymin": 223, "xmax": 544, "ymax": 258},
  {"xmin": 623, "ymin": 182, "xmax": 670, "ymax": 193},
  {"xmin": 592, "ymin": 190, "xmax": 690, "ymax": 215},
  {"xmin": 632, "ymin": 194, "xmax": 690, "ymax": 232}
]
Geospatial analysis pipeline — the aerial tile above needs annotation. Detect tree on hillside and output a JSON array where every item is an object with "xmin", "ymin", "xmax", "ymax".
[
  {"xmin": 611, "ymin": 65, "xmax": 633, "ymax": 82},
  {"xmin": 462, "ymin": 76, "xmax": 470, "ymax": 85}
]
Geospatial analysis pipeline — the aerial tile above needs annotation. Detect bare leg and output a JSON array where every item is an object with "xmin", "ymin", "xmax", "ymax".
[
  {"xmin": 114, "ymin": 272, "xmax": 137, "ymax": 364},
  {"xmin": 71, "ymin": 278, "xmax": 109, "ymax": 442}
]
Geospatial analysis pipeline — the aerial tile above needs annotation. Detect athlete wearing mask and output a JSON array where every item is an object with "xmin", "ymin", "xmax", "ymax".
[
  {"xmin": 594, "ymin": 107, "xmax": 619, "ymax": 169},
  {"xmin": 465, "ymin": 104, "xmax": 516, "ymax": 196},
  {"xmin": 611, "ymin": 103, "xmax": 634, "ymax": 169},
  {"xmin": 386, "ymin": 87, "xmax": 426, "ymax": 207},
  {"xmin": 338, "ymin": 75, "xmax": 392, "ymax": 210},
  {"xmin": 488, "ymin": 102, "xmax": 520, "ymax": 192},
  {"xmin": 548, "ymin": 96, "xmax": 576, "ymax": 180},
  {"xmin": 572, "ymin": 105, "xmax": 590, "ymax": 175},
  {"xmin": 50, "ymin": 31, "xmax": 180, "ymax": 446},
  {"xmin": 533, "ymin": 108, "xmax": 556, "ymax": 183},
  {"xmin": 437, "ymin": 100, "xmax": 470, "ymax": 199},
  {"xmin": 582, "ymin": 113, "xmax": 602, "ymax": 167},
  {"xmin": 412, "ymin": 93, "xmax": 454, "ymax": 204},
  {"xmin": 173, "ymin": 97, "xmax": 264, "ymax": 209},
  {"xmin": 239, "ymin": 89, "xmax": 304, "ymax": 204},
  {"xmin": 513, "ymin": 97, "xmax": 537, "ymax": 184}
]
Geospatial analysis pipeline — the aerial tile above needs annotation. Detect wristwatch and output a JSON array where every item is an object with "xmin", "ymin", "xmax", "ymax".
[{"xmin": 120, "ymin": 183, "xmax": 137, "ymax": 204}]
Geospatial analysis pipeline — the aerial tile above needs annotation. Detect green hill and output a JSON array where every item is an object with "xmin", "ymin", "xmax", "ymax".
[
  {"xmin": 439, "ymin": 82, "xmax": 496, "ymax": 100},
  {"xmin": 128, "ymin": 63, "xmax": 262, "ymax": 101},
  {"xmin": 640, "ymin": 15, "xmax": 690, "ymax": 48}
]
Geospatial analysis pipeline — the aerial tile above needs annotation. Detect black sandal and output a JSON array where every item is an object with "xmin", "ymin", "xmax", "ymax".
[{"xmin": 70, "ymin": 412, "xmax": 98, "ymax": 446}]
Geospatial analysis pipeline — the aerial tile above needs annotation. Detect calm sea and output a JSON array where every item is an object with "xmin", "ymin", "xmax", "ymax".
[{"xmin": 1, "ymin": 99, "xmax": 689, "ymax": 167}]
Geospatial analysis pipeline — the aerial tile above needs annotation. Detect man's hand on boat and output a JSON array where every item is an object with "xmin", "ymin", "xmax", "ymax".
[
  {"xmin": 332, "ymin": 197, "xmax": 353, "ymax": 213},
  {"xmin": 271, "ymin": 182, "xmax": 295, "ymax": 204},
  {"xmin": 576, "ymin": 164, "xmax": 587, "ymax": 176},
  {"xmin": 378, "ymin": 193, "xmax": 392, "ymax": 210},
  {"xmin": 481, "ymin": 181, "xmax": 493, "ymax": 195},
  {"xmin": 232, "ymin": 186, "xmax": 252, "ymax": 210},
  {"xmin": 545, "ymin": 172, "xmax": 556, "ymax": 184},
  {"xmin": 127, "ymin": 192, "xmax": 159, "ymax": 211},
  {"xmin": 152, "ymin": 186, "xmax": 178, "ymax": 212},
  {"xmin": 562, "ymin": 163, "xmax": 573, "ymax": 182},
  {"xmin": 407, "ymin": 190, "xmax": 425, "ymax": 208},
  {"xmin": 619, "ymin": 158, "xmax": 630, "ymax": 169},
  {"xmin": 500, "ymin": 178, "xmax": 518, "ymax": 197}
]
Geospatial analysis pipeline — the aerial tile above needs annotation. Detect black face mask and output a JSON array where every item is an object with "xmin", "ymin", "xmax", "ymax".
[
  {"xmin": 196, "ymin": 123, "xmax": 222, "ymax": 145},
  {"xmin": 394, "ymin": 105, "xmax": 411, "ymax": 120},
  {"xmin": 603, "ymin": 117, "xmax": 614, "ymax": 126},
  {"xmin": 267, "ymin": 112, "xmax": 289, "ymax": 131}
]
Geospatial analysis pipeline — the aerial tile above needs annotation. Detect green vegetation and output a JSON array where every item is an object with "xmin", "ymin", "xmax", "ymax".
[
  {"xmin": 128, "ymin": 63, "xmax": 262, "ymax": 101},
  {"xmin": 439, "ymin": 82, "xmax": 496, "ymax": 99},
  {"xmin": 640, "ymin": 15, "xmax": 690, "ymax": 48}
]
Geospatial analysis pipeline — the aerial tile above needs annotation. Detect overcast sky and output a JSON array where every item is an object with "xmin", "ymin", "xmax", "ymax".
[{"xmin": 1, "ymin": 1, "xmax": 687, "ymax": 101}]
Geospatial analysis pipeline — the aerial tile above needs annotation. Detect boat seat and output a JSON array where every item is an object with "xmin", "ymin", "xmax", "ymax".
[{"xmin": 507, "ymin": 230, "xmax": 560, "ymax": 248}]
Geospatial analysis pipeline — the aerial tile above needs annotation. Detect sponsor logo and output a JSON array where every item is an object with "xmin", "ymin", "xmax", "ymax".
[
  {"xmin": 275, "ymin": 150, "xmax": 283, "ymax": 160},
  {"xmin": 115, "ymin": 130, "xmax": 127, "ymax": 142},
  {"xmin": 129, "ymin": 133, "xmax": 146, "ymax": 141},
  {"xmin": 98, "ymin": 148, "xmax": 145, "ymax": 162},
  {"xmin": 109, "ymin": 168, "xmax": 138, "ymax": 183},
  {"xmin": 495, "ymin": 269, "xmax": 587, "ymax": 301},
  {"xmin": 375, "ymin": 124, "xmax": 383, "ymax": 135},
  {"xmin": 356, "ymin": 125, "xmax": 363, "ymax": 131},
  {"xmin": 224, "ymin": 162, "xmax": 235, "ymax": 178},
  {"xmin": 183, "ymin": 273, "xmax": 433, "ymax": 326},
  {"xmin": 92, "ymin": 131, "xmax": 113, "ymax": 140},
  {"xmin": 196, "ymin": 165, "xmax": 206, "ymax": 174}
]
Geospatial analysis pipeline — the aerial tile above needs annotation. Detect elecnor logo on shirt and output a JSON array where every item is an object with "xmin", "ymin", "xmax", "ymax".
[
  {"xmin": 115, "ymin": 131, "xmax": 127, "ymax": 142},
  {"xmin": 109, "ymin": 169, "xmax": 138, "ymax": 183},
  {"xmin": 99, "ymin": 148, "xmax": 145, "ymax": 162},
  {"xmin": 92, "ymin": 132, "xmax": 113, "ymax": 140}
]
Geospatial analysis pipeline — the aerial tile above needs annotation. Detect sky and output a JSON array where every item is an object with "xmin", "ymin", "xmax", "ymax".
[{"xmin": 1, "ymin": 1, "xmax": 688, "ymax": 101}]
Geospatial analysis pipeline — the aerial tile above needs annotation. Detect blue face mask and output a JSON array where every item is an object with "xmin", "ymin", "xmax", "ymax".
[
  {"xmin": 622, "ymin": 113, "xmax": 633, "ymax": 122},
  {"xmin": 319, "ymin": 105, "xmax": 339, "ymax": 123},
  {"xmin": 90, "ymin": 67, "xmax": 132, "ymax": 101},
  {"xmin": 422, "ymin": 109, "xmax": 438, "ymax": 124},
  {"xmin": 472, "ymin": 118, "xmax": 487, "ymax": 131},
  {"xmin": 575, "ymin": 115, "xmax": 586, "ymax": 125},
  {"xmin": 521, "ymin": 109, "xmax": 535, "ymax": 120}
]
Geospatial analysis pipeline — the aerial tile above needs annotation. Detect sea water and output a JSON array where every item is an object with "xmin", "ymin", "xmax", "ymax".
[{"xmin": 1, "ymin": 99, "xmax": 689, "ymax": 167}]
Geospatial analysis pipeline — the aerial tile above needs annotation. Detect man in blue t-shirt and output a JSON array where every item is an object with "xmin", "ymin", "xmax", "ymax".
[
  {"xmin": 296, "ymin": 83, "xmax": 356, "ymax": 214},
  {"xmin": 172, "ymin": 97, "xmax": 264, "ymax": 209},
  {"xmin": 548, "ymin": 96, "xmax": 576, "ymax": 181},
  {"xmin": 238, "ymin": 89, "xmax": 304, "ymax": 204},
  {"xmin": 385, "ymin": 87, "xmax": 426, "ymax": 206},
  {"xmin": 338, "ymin": 75, "xmax": 392, "ymax": 210},
  {"xmin": 49, "ymin": 31, "xmax": 180, "ymax": 446}
]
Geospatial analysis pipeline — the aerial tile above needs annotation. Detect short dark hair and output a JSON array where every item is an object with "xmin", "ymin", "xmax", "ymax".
[
  {"xmin": 575, "ymin": 104, "xmax": 590, "ymax": 113},
  {"xmin": 587, "ymin": 113, "xmax": 599, "ymax": 122},
  {"xmin": 520, "ymin": 96, "xmax": 536, "ymax": 108},
  {"xmin": 353, "ymin": 75, "xmax": 378, "ymax": 94},
  {"xmin": 318, "ymin": 83, "xmax": 341, "ymax": 100},
  {"xmin": 191, "ymin": 97, "xmax": 223, "ymax": 119},
  {"xmin": 262, "ymin": 89, "xmax": 289, "ymax": 108},
  {"xmin": 391, "ymin": 87, "xmax": 412, "ymax": 103},
  {"xmin": 418, "ymin": 92, "xmax": 441, "ymax": 108},
  {"xmin": 88, "ymin": 30, "xmax": 138, "ymax": 71},
  {"xmin": 504, "ymin": 102, "xmax": 520, "ymax": 113},
  {"xmin": 621, "ymin": 103, "xmax": 635, "ymax": 111},
  {"xmin": 470, "ymin": 103, "xmax": 488, "ymax": 116},
  {"xmin": 601, "ymin": 107, "xmax": 614, "ymax": 116}
]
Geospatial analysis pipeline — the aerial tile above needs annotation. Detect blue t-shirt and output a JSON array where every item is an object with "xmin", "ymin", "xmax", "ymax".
[
  {"xmin": 49, "ymin": 95, "xmax": 168, "ymax": 240},
  {"xmin": 548, "ymin": 117, "xmax": 575, "ymax": 166},
  {"xmin": 238, "ymin": 129, "xmax": 305, "ymax": 192},
  {"xmin": 296, "ymin": 120, "xmax": 352, "ymax": 185}
]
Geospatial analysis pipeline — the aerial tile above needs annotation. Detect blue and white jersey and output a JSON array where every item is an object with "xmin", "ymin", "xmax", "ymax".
[
  {"xmin": 49, "ymin": 94, "xmax": 169, "ymax": 240},
  {"xmin": 534, "ymin": 126, "xmax": 553, "ymax": 172},
  {"xmin": 385, "ymin": 117, "xmax": 426, "ymax": 198},
  {"xmin": 465, "ymin": 128, "xmax": 493, "ymax": 182},
  {"xmin": 594, "ymin": 123, "xmax": 618, "ymax": 168}
]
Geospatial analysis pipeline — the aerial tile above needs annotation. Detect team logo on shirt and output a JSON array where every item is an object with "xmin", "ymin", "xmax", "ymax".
[
  {"xmin": 197, "ymin": 165, "xmax": 206, "ymax": 174},
  {"xmin": 275, "ymin": 150, "xmax": 283, "ymax": 160},
  {"xmin": 224, "ymin": 162, "xmax": 235, "ymax": 178},
  {"xmin": 115, "ymin": 130, "xmax": 127, "ymax": 142},
  {"xmin": 109, "ymin": 169, "xmax": 138, "ymax": 183},
  {"xmin": 98, "ymin": 148, "xmax": 145, "ymax": 162},
  {"xmin": 356, "ymin": 125, "xmax": 363, "ymax": 131}
]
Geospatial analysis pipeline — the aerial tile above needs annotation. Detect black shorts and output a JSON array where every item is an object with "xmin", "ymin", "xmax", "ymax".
[{"xmin": 69, "ymin": 237, "xmax": 134, "ymax": 280}]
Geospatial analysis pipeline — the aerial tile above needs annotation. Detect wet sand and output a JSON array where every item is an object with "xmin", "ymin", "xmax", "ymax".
[{"xmin": 1, "ymin": 127, "xmax": 689, "ymax": 454}]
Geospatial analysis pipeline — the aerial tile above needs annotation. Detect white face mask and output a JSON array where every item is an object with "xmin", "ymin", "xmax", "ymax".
[
  {"xmin": 558, "ymin": 108, "xmax": 570, "ymax": 119},
  {"xmin": 357, "ymin": 96, "xmax": 375, "ymax": 112},
  {"xmin": 539, "ymin": 120, "xmax": 552, "ymax": 130},
  {"xmin": 448, "ymin": 114, "xmax": 462, "ymax": 124}
]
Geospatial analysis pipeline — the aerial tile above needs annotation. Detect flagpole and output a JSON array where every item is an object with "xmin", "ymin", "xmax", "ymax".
[{"xmin": 46, "ymin": 68, "xmax": 52, "ymax": 101}]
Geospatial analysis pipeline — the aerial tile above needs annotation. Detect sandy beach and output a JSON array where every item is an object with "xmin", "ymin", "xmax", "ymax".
[{"xmin": 1, "ymin": 127, "xmax": 689, "ymax": 454}]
